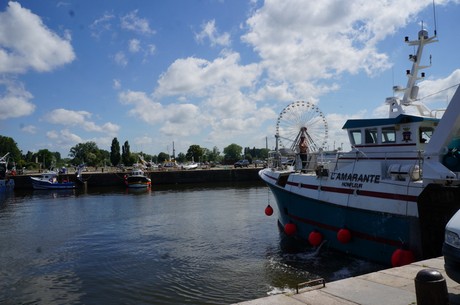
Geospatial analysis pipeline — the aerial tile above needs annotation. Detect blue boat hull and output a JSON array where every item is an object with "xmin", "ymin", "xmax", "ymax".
[
  {"xmin": 31, "ymin": 180, "xmax": 75, "ymax": 190},
  {"xmin": 267, "ymin": 183, "xmax": 420, "ymax": 266}
]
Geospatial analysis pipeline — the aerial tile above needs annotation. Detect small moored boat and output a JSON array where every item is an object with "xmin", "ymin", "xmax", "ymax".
[
  {"xmin": 124, "ymin": 168, "xmax": 151, "ymax": 188},
  {"xmin": 30, "ymin": 171, "xmax": 75, "ymax": 190}
]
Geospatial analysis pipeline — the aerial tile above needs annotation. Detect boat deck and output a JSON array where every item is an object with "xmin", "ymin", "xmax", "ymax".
[{"xmin": 234, "ymin": 257, "xmax": 460, "ymax": 305}]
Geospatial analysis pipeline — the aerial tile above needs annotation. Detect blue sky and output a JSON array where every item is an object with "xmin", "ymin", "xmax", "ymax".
[{"xmin": 1, "ymin": 0, "xmax": 460, "ymax": 158}]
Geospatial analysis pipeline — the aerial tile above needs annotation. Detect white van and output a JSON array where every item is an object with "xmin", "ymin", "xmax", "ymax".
[{"xmin": 443, "ymin": 209, "xmax": 460, "ymax": 283}]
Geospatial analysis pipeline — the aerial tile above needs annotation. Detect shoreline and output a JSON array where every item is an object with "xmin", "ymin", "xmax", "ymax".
[{"xmin": 11, "ymin": 167, "xmax": 263, "ymax": 189}]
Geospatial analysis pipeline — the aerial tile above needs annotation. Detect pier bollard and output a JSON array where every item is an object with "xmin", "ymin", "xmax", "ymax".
[{"xmin": 414, "ymin": 269, "xmax": 449, "ymax": 305}]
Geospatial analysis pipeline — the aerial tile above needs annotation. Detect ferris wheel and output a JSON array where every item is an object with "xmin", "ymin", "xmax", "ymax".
[{"xmin": 276, "ymin": 101, "xmax": 328, "ymax": 152}]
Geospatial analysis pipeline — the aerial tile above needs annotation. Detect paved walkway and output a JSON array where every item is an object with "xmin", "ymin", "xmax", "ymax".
[{"xmin": 234, "ymin": 257, "xmax": 460, "ymax": 305}]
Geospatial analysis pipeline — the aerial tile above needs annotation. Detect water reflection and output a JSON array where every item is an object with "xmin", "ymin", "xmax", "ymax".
[{"xmin": 0, "ymin": 183, "xmax": 383, "ymax": 305}]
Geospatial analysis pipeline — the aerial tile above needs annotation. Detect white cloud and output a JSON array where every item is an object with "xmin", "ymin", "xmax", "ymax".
[
  {"xmin": 121, "ymin": 10, "xmax": 155, "ymax": 35},
  {"xmin": 0, "ymin": 1, "xmax": 75, "ymax": 73},
  {"xmin": 46, "ymin": 130, "xmax": 59, "ymax": 139},
  {"xmin": 46, "ymin": 129, "xmax": 82, "ymax": 145},
  {"xmin": 114, "ymin": 51, "xmax": 128, "ymax": 67},
  {"xmin": 417, "ymin": 69, "xmax": 460, "ymax": 106},
  {"xmin": 195, "ymin": 19, "xmax": 231, "ymax": 47},
  {"xmin": 146, "ymin": 44, "xmax": 156, "ymax": 56},
  {"xmin": 21, "ymin": 124, "xmax": 37, "ymax": 134},
  {"xmin": 44, "ymin": 108, "xmax": 120, "ymax": 136},
  {"xmin": 134, "ymin": 135, "xmax": 153, "ymax": 146},
  {"xmin": 90, "ymin": 12, "xmax": 115, "ymax": 38},
  {"xmin": 89, "ymin": 12, "xmax": 115, "ymax": 38},
  {"xmin": 46, "ymin": 109, "xmax": 92, "ymax": 125},
  {"xmin": 113, "ymin": 79, "xmax": 121, "ymax": 90},
  {"xmin": 240, "ymin": 0, "xmax": 434, "ymax": 93},
  {"xmin": 155, "ymin": 52, "xmax": 261, "ymax": 97},
  {"xmin": 100, "ymin": 122, "xmax": 120, "ymax": 135},
  {"xmin": 119, "ymin": 90, "xmax": 204, "ymax": 137},
  {"xmin": 0, "ymin": 79, "xmax": 35, "ymax": 119},
  {"xmin": 119, "ymin": 91, "xmax": 164, "ymax": 123},
  {"xmin": 129, "ymin": 39, "xmax": 141, "ymax": 53}
]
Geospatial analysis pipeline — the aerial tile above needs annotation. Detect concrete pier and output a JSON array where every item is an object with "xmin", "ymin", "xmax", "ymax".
[
  {"xmin": 234, "ymin": 257, "xmax": 460, "ymax": 305},
  {"xmin": 12, "ymin": 167, "xmax": 262, "ymax": 189}
]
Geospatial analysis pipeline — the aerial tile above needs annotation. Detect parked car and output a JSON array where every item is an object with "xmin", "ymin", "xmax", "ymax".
[
  {"xmin": 443, "ymin": 209, "xmax": 460, "ymax": 283},
  {"xmin": 234, "ymin": 159, "xmax": 250, "ymax": 168},
  {"xmin": 253, "ymin": 160, "xmax": 267, "ymax": 167}
]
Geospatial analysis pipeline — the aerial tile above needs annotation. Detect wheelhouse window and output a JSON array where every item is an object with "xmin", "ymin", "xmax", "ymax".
[
  {"xmin": 419, "ymin": 127, "xmax": 434, "ymax": 143},
  {"xmin": 350, "ymin": 130, "xmax": 362, "ymax": 145},
  {"xmin": 365, "ymin": 128, "xmax": 377, "ymax": 144},
  {"xmin": 381, "ymin": 127, "xmax": 396, "ymax": 143}
]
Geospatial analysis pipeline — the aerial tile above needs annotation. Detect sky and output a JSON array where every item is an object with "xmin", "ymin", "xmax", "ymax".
[{"xmin": 1, "ymin": 0, "xmax": 460, "ymax": 158}]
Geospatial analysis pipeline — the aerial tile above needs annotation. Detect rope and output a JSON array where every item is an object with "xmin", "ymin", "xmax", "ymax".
[{"xmin": 418, "ymin": 83, "xmax": 460, "ymax": 101}]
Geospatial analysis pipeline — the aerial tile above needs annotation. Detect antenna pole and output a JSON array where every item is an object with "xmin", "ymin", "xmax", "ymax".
[{"xmin": 433, "ymin": 0, "xmax": 438, "ymax": 36}]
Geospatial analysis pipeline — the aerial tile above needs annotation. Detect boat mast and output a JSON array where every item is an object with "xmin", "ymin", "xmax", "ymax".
[
  {"xmin": 387, "ymin": 28, "xmax": 437, "ymax": 117},
  {"xmin": 401, "ymin": 29, "xmax": 437, "ymax": 106}
]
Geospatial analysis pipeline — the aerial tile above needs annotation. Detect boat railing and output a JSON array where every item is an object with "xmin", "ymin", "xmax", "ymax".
[
  {"xmin": 337, "ymin": 150, "xmax": 425, "ymax": 179},
  {"xmin": 272, "ymin": 149, "xmax": 429, "ymax": 181}
]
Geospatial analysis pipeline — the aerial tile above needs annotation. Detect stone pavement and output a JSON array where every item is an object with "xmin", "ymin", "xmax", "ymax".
[{"xmin": 234, "ymin": 257, "xmax": 460, "ymax": 305}]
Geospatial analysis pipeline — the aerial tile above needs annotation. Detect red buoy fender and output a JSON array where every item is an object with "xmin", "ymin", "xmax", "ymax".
[
  {"xmin": 337, "ymin": 228, "xmax": 352, "ymax": 244},
  {"xmin": 308, "ymin": 231, "xmax": 323, "ymax": 247},
  {"xmin": 265, "ymin": 205, "xmax": 274, "ymax": 216},
  {"xmin": 391, "ymin": 248, "xmax": 415, "ymax": 267},
  {"xmin": 284, "ymin": 222, "xmax": 296, "ymax": 236}
]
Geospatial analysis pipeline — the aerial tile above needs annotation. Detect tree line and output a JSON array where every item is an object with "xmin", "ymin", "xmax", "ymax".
[{"xmin": 0, "ymin": 135, "xmax": 270, "ymax": 170}]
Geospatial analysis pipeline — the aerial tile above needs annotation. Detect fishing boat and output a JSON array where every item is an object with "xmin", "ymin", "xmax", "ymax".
[
  {"xmin": 0, "ymin": 153, "xmax": 15, "ymax": 192},
  {"xmin": 30, "ymin": 171, "xmax": 75, "ymax": 190},
  {"xmin": 259, "ymin": 28, "xmax": 460, "ymax": 266},
  {"xmin": 124, "ymin": 167, "xmax": 151, "ymax": 188}
]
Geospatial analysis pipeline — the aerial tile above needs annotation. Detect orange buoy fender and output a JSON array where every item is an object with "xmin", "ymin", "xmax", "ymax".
[
  {"xmin": 391, "ymin": 248, "xmax": 415, "ymax": 267},
  {"xmin": 308, "ymin": 230, "xmax": 323, "ymax": 247},
  {"xmin": 265, "ymin": 205, "xmax": 274, "ymax": 216},
  {"xmin": 337, "ymin": 228, "xmax": 352, "ymax": 244},
  {"xmin": 284, "ymin": 222, "xmax": 297, "ymax": 236}
]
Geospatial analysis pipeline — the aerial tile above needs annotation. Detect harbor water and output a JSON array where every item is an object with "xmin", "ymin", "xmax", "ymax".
[{"xmin": 0, "ymin": 182, "xmax": 383, "ymax": 305}]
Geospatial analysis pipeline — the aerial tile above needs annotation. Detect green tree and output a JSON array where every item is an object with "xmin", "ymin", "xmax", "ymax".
[
  {"xmin": 176, "ymin": 152, "xmax": 186, "ymax": 163},
  {"xmin": 69, "ymin": 141, "xmax": 100, "ymax": 166},
  {"xmin": 35, "ymin": 149, "xmax": 55, "ymax": 169},
  {"xmin": 99, "ymin": 149, "xmax": 110, "ymax": 166},
  {"xmin": 186, "ymin": 145, "xmax": 203, "ymax": 162},
  {"xmin": 157, "ymin": 152, "xmax": 170, "ymax": 163},
  {"xmin": 223, "ymin": 143, "xmax": 242, "ymax": 164},
  {"xmin": 121, "ymin": 141, "xmax": 132, "ymax": 165},
  {"xmin": 23, "ymin": 151, "xmax": 34, "ymax": 163},
  {"xmin": 110, "ymin": 137, "xmax": 121, "ymax": 166},
  {"xmin": 206, "ymin": 146, "xmax": 220, "ymax": 162},
  {"xmin": 259, "ymin": 148, "xmax": 270, "ymax": 159},
  {"xmin": 244, "ymin": 153, "xmax": 253, "ymax": 163},
  {"xmin": 0, "ymin": 135, "xmax": 22, "ymax": 163}
]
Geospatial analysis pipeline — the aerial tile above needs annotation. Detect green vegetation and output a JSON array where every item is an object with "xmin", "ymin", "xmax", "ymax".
[
  {"xmin": 0, "ymin": 134, "xmax": 270, "ymax": 170},
  {"xmin": 110, "ymin": 137, "xmax": 121, "ymax": 166}
]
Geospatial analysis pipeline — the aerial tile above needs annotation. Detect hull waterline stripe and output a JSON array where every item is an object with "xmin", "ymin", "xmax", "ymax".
[{"xmin": 288, "ymin": 213, "xmax": 405, "ymax": 247}]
